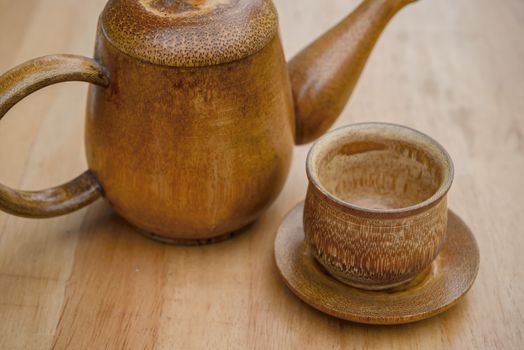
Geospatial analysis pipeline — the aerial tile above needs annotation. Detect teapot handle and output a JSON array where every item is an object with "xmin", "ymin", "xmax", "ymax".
[{"xmin": 0, "ymin": 55, "xmax": 110, "ymax": 218}]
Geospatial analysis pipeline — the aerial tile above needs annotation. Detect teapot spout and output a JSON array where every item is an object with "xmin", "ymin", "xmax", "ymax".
[{"xmin": 289, "ymin": 0, "xmax": 418, "ymax": 144}]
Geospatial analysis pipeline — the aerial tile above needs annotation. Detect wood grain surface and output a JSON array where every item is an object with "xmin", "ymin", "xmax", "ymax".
[{"xmin": 0, "ymin": 0, "xmax": 523, "ymax": 348}]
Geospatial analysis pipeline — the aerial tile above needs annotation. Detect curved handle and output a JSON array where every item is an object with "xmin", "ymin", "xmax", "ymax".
[{"xmin": 0, "ymin": 54, "xmax": 110, "ymax": 218}]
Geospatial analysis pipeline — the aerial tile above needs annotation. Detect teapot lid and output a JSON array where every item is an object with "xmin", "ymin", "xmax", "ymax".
[{"xmin": 100, "ymin": 0, "xmax": 278, "ymax": 67}]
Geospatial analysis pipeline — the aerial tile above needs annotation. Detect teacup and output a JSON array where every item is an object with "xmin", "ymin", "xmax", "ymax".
[{"xmin": 303, "ymin": 123, "xmax": 454, "ymax": 290}]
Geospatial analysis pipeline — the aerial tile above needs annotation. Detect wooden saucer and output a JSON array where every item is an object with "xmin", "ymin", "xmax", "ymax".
[{"xmin": 274, "ymin": 202, "xmax": 480, "ymax": 325}]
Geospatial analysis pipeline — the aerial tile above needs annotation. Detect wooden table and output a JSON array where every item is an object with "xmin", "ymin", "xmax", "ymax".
[{"xmin": 1, "ymin": 0, "xmax": 523, "ymax": 348}]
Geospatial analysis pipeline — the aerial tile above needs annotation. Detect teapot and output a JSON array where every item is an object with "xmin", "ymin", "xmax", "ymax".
[{"xmin": 0, "ymin": 0, "xmax": 418, "ymax": 243}]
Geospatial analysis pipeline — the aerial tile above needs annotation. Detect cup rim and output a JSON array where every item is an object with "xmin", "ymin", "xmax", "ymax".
[{"xmin": 306, "ymin": 122, "xmax": 454, "ymax": 215}]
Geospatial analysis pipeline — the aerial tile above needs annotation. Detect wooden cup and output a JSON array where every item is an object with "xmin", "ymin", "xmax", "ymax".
[{"xmin": 304, "ymin": 123, "xmax": 454, "ymax": 290}]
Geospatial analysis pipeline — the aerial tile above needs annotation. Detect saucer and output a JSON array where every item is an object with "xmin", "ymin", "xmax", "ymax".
[{"xmin": 274, "ymin": 202, "xmax": 480, "ymax": 325}]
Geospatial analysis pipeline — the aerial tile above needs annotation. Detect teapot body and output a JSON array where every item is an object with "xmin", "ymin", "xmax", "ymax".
[
  {"xmin": 85, "ymin": 30, "xmax": 295, "ymax": 241},
  {"xmin": 0, "ymin": 0, "xmax": 420, "ymax": 243}
]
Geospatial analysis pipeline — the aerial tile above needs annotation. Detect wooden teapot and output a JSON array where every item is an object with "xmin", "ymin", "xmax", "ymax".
[{"xmin": 0, "ymin": 0, "xmax": 418, "ymax": 243}]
